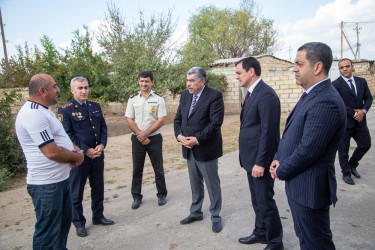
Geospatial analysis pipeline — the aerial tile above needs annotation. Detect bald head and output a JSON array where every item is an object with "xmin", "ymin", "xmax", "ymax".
[
  {"xmin": 29, "ymin": 74, "xmax": 54, "ymax": 96},
  {"xmin": 28, "ymin": 74, "xmax": 60, "ymax": 107}
]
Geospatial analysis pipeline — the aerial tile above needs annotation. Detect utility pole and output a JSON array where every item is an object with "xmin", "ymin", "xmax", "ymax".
[
  {"xmin": 340, "ymin": 21, "xmax": 357, "ymax": 61},
  {"xmin": 341, "ymin": 21, "xmax": 343, "ymax": 59},
  {"xmin": 354, "ymin": 22, "xmax": 362, "ymax": 61},
  {"xmin": 0, "ymin": 7, "xmax": 9, "ymax": 71}
]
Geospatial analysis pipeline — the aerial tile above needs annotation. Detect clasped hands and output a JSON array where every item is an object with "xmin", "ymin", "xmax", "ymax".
[
  {"xmin": 178, "ymin": 135, "xmax": 199, "ymax": 149},
  {"xmin": 85, "ymin": 144, "xmax": 105, "ymax": 159},
  {"xmin": 136, "ymin": 130, "xmax": 151, "ymax": 145}
]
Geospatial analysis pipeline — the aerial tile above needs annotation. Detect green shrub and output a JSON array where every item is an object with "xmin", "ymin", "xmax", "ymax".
[{"xmin": 0, "ymin": 90, "xmax": 26, "ymax": 190}]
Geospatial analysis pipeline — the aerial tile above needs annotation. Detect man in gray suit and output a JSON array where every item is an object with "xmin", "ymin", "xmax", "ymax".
[
  {"xmin": 174, "ymin": 67, "xmax": 224, "ymax": 233},
  {"xmin": 270, "ymin": 42, "xmax": 346, "ymax": 249}
]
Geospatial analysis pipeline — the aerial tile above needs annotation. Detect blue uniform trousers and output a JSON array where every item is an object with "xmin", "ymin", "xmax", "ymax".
[{"xmin": 70, "ymin": 155, "xmax": 104, "ymax": 228}]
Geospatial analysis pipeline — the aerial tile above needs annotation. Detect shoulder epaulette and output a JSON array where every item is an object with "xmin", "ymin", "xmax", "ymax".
[
  {"xmin": 88, "ymin": 100, "xmax": 99, "ymax": 104},
  {"xmin": 154, "ymin": 91, "xmax": 163, "ymax": 97},
  {"xmin": 129, "ymin": 93, "xmax": 138, "ymax": 98},
  {"xmin": 61, "ymin": 102, "xmax": 73, "ymax": 109}
]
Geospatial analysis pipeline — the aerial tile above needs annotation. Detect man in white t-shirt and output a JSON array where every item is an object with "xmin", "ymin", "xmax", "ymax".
[{"xmin": 15, "ymin": 74, "xmax": 84, "ymax": 249}]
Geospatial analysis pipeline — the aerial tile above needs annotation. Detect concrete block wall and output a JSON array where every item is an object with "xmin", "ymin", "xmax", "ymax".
[
  {"xmin": 352, "ymin": 61, "xmax": 375, "ymax": 95},
  {"xmin": 210, "ymin": 65, "xmax": 241, "ymax": 114},
  {"xmin": 209, "ymin": 56, "xmax": 303, "ymax": 113}
]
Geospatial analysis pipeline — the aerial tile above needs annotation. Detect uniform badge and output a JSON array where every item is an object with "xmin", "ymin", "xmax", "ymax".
[
  {"xmin": 151, "ymin": 107, "xmax": 156, "ymax": 113},
  {"xmin": 57, "ymin": 114, "xmax": 63, "ymax": 122},
  {"xmin": 77, "ymin": 112, "xmax": 83, "ymax": 119},
  {"xmin": 72, "ymin": 112, "xmax": 76, "ymax": 116}
]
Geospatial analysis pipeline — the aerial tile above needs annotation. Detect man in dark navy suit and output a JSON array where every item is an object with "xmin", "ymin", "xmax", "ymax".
[
  {"xmin": 270, "ymin": 42, "xmax": 346, "ymax": 249},
  {"xmin": 332, "ymin": 58, "xmax": 372, "ymax": 185},
  {"xmin": 58, "ymin": 77, "xmax": 114, "ymax": 237},
  {"xmin": 174, "ymin": 67, "xmax": 224, "ymax": 233},
  {"xmin": 236, "ymin": 57, "xmax": 283, "ymax": 250}
]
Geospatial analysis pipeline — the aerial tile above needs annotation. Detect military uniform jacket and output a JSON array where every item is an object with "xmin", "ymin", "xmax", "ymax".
[
  {"xmin": 57, "ymin": 98, "xmax": 107, "ymax": 153},
  {"xmin": 125, "ymin": 90, "xmax": 167, "ymax": 137}
]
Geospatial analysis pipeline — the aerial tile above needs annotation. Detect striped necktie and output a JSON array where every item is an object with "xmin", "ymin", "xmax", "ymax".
[
  {"xmin": 188, "ymin": 95, "xmax": 198, "ymax": 117},
  {"xmin": 348, "ymin": 79, "xmax": 356, "ymax": 95}
]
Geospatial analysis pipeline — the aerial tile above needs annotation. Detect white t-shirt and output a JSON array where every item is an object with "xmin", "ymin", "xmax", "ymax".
[{"xmin": 15, "ymin": 101, "xmax": 73, "ymax": 185}]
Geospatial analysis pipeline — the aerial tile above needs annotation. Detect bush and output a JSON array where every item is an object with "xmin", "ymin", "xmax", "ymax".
[{"xmin": 0, "ymin": 89, "xmax": 26, "ymax": 190}]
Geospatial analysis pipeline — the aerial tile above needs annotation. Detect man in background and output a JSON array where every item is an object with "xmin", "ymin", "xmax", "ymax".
[
  {"xmin": 174, "ymin": 67, "xmax": 224, "ymax": 233},
  {"xmin": 16, "ymin": 74, "xmax": 84, "ymax": 248},
  {"xmin": 125, "ymin": 71, "xmax": 168, "ymax": 209},
  {"xmin": 332, "ymin": 58, "xmax": 372, "ymax": 185},
  {"xmin": 58, "ymin": 76, "xmax": 114, "ymax": 237}
]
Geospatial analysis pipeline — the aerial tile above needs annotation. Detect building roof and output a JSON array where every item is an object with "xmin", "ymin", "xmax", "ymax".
[{"xmin": 209, "ymin": 54, "xmax": 293, "ymax": 67}]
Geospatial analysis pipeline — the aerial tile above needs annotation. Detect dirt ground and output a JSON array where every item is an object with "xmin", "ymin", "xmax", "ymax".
[{"xmin": 0, "ymin": 114, "xmax": 243, "ymax": 229}]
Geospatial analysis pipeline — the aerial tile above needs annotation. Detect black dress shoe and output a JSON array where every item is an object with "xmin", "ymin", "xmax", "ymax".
[
  {"xmin": 158, "ymin": 196, "xmax": 167, "ymax": 206},
  {"xmin": 92, "ymin": 217, "xmax": 115, "ymax": 226},
  {"xmin": 350, "ymin": 168, "xmax": 361, "ymax": 178},
  {"xmin": 180, "ymin": 216, "xmax": 203, "ymax": 224},
  {"xmin": 131, "ymin": 199, "xmax": 142, "ymax": 209},
  {"xmin": 212, "ymin": 221, "xmax": 222, "ymax": 233},
  {"xmin": 239, "ymin": 234, "xmax": 267, "ymax": 244},
  {"xmin": 76, "ymin": 226, "xmax": 88, "ymax": 237},
  {"xmin": 343, "ymin": 175, "xmax": 355, "ymax": 185},
  {"xmin": 263, "ymin": 243, "xmax": 284, "ymax": 250}
]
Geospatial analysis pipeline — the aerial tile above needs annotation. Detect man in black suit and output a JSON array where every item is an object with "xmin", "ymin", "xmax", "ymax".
[
  {"xmin": 174, "ymin": 67, "xmax": 224, "ymax": 233},
  {"xmin": 236, "ymin": 57, "xmax": 283, "ymax": 250},
  {"xmin": 332, "ymin": 58, "xmax": 372, "ymax": 185},
  {"xmin": 270, "ymin": 42, "xmax": 346, "ymax": 249}
]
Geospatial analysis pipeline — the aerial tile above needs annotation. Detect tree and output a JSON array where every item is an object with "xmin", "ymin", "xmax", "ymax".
[
  {"xmin": 60, "ymin": 27, "xmax": 112, "ymax": 103},
  {"xmin": 181, "ymin": 0, "xmax": 279, "ymax": 59},
  {"xmin": 0, "ymin": 43, "xmax": 43, "ymax": 88},
  {"xmin": 95, "ymin": 3, "xmax": 177, "ymax": 100}
]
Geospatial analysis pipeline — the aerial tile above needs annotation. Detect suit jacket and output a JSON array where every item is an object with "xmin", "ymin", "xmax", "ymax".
[
  {"xmin": 174, "ymin": 85, "xmax": 224, "ymax": 161},
  {"xmin": 57, "ymin": 99, "xmax": 107, "ymax": 154},
  {"xmin": 239, "ymin": 80, "xmax": 280, "ymax": 171},
  {"xmin": 275, "ymin": 80, "xmax": 346, "ymax": 209},
  {"xmin": 332, "ymin": 76, "xmax": 373, "ymax": 128}
]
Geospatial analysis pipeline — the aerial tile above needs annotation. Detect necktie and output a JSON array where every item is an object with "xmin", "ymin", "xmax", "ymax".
[
  {"xmin": 295, "ymin": 92, "xmax": 307, "ymax": 109},
  {"xmin": 243, "ymin": 91, "xmax": 250, "ymax": 110},
  {"xmin": 348, "ymin": 79, "xmax": 356, "ymax": 95},
  {"xmin": 81, "ymin": 103, "xmax": 89, "ymax": 115},
  {"xmin": 188, "ymin": 95, "xmax": 198, "ymax": 117}
]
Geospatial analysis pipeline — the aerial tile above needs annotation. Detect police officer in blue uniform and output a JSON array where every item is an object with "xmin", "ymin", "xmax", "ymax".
[{"xmin": 58, "ymin": 76, "xmax": 114, "ymax": 237}]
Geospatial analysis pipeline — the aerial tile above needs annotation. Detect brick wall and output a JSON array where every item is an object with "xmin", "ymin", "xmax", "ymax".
[{"xmin": 209, "ymin": 55, "xmax": 300, "ymax": 113}]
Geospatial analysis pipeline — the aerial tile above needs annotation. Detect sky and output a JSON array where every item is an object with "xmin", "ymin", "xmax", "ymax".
[{"xmin": 1, "ymin": 0, "xmax": 375, "ymax": 62}]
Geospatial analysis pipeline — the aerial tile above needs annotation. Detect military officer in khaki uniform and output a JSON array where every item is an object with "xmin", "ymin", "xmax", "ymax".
[{"xmin": 125, "ymin": 71, "xmax": 168, "ymax": 209}]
